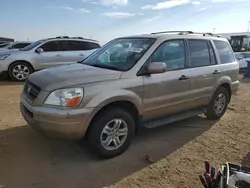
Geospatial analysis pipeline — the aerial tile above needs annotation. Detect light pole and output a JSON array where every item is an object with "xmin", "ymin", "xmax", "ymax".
[
  {"xmin": 248, "ymin": 21, "xmax": 250, "ymax": 32},
  {"xmin": 213, "ymin": 28, "xmax": 216, "ymax": 34}
]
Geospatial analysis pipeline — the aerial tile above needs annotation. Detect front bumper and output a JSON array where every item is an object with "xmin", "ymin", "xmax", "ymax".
[{"xmin": 20, "ymin": 94, "xmax": 94, "ymax": 139}]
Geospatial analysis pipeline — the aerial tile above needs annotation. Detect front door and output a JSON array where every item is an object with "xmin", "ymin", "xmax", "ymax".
[
  {"xmin": 33, "ymin": 40, "xmax": 66, "ymax": 69},
  {"xmin": 143, "ymin": 39, "xmax": 193, "ymax": 121}
]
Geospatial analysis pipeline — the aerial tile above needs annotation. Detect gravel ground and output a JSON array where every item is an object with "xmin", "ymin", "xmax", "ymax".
[{"xmin": 0, "ymin": 78, "xmax": 250, "ymax": 188}]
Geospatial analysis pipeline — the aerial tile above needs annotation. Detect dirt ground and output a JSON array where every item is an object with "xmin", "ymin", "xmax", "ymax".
[{"xmin": 0, "ymin": 78, "xmax": 250, "ymax": 188}]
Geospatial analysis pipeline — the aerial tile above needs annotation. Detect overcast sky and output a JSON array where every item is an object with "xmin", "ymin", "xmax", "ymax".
[{"xmin": 1, "ymin": 0, "xmax": 250, "ymax": 44}]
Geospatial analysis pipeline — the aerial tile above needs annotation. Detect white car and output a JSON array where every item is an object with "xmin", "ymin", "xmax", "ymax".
[
  {"xmin": 235, "ymin": 52, "xmax": 250, "ymax": 69},
  {"xmin": 0, "ymin": 36, "xmax": 100, "ymax": 81},
  {"xmin": 0, "ymin": 41, "xmax": 32, "ymax": 51}
]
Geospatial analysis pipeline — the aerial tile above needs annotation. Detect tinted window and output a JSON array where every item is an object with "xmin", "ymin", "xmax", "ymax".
[
  {"xmin": 244, "ymin": 53, "xmax": 250, "ymax": 58},
  {"xmin": 188, "ymin": 40, "xmax": 210, "ymax": 67},
  {"xmin": 87, "ymin": 42, "xmax": 100, "ymax": 49},
  {"xmin": 214, "ymin": 40, "xmax": 235, "ymax": 64},
  {"xmin": 59, "ymin": 41, "xmax": 72, "ymax": 51},
  {"xmin": 11, "ymin": 43, "xmax": 30, "ymax": 49},
  {"xmin": 150, "ymin": 40, "xmax": 185, "ymax": 71},
  {"xmin": 78, "ymin": 41, "xmax": 99, "ymax": 50},
  {"xmin": 40, "ymin": 41, "xmax": 61, "ymax": 52}
]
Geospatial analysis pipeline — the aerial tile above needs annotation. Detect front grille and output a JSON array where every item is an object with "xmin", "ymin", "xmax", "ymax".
[{"xmin": 24, "ymin": 80, "xmax": 41, "ymax": 101}]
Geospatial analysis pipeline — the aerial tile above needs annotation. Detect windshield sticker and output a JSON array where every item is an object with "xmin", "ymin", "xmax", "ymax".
[{"xmin": 128, "ymin": 47, "xmax": 143, "ymax": 53}]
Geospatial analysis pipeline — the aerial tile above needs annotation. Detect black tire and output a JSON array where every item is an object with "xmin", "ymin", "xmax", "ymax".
[
  {"xmin": 87, "ymin": 107, "xmax": 135, "ymax": 158},
  {"xmin": 205, "ymin": 87, "xmax": 230, "ymax": 120},
  {"xmin": 8, "ymin": 61, "xmax": 33, "ymax": 81}
]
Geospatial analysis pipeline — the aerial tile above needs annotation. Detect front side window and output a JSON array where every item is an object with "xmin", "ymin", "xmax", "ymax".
[
  {"xmin": 20, "ymin": 40, "xmax": 46, "ymax": 51},
  {"xmin": 149, "ymin": 40, "xmax": 185, "ymax": 71},
  {"xmin": 214, "ymin": 40, "xmax": 235, "ymax": 64},
  {"xmin": 188, "ymin": 40, "xmax": 210, "ymax": 67},
  {"xmin": 40, "ymin": 41, "xmax": 61, "ymax": 52},
  {"xmin": 82, "ymin": 38, "xmax": 156, "ymax": 71}
]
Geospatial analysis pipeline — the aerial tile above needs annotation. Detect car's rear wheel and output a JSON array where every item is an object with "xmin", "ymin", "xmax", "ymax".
[
  {"xmin": 8, "ymin": 62, "xmax": 33, "ymax": 81},
  {"xmin": 205, "ymin": 87, "xmax": 229, "ymax": 120},
  {"xmin": 87, "ymin": 107, "xmax": 135, "ymax": 158}
]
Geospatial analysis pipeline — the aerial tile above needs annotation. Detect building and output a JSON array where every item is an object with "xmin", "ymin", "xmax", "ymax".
[{"xmin": 0, "ymin": 37, "xmax": 14, "ymax": 43}]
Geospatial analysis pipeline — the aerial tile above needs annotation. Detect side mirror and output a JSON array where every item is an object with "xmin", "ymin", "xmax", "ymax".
[
  {"xmin": 147, "ymin": 62, "xmax": 166, "ymax": 74},
  {"xmin": 36, "ymin": 48, "xmax": 44, "ymax": 53}
]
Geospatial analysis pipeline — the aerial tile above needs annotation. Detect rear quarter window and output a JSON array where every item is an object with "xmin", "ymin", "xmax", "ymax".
[{"xmin": 213, "ymin": 40, "xmax": 235, "ymax": 64}]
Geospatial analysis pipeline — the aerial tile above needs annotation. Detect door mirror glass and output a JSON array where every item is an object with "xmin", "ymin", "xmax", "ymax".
[
  {"xmin": 147, "ymin": 62, "xmax": 166, "ymax": 74},
  {"xmin": 36, "ymin": 47, "xmax": 44, "ymax": 53}
]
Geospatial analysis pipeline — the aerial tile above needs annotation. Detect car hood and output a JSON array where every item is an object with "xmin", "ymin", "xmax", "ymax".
[
  {"xmin": 28, "ymin": 63, "xmax": 122, "ymax": 91},
  {"xmin": 0, "ymin": 49, "xmax": 21, "ymax": 55}
]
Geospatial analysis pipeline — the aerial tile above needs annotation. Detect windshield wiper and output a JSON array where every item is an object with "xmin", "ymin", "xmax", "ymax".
[{"xmin": 89, "ymin": 64, "xmax": 121, "ymax": 71}]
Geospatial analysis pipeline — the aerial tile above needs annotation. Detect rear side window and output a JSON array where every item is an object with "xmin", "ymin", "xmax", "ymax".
[
  {"xmin": 87, "ymin": 42, "xmax": 100, "ymax": 49},
  {"xmin": 213, "ymin": 40, "xmax": 235, "ymax": 64},
  {"xmin": 78, "ymin": 41, "xmax": 100, "ymax": 50},
  {"xmin": 188, "ymin": 40, "xmax": 210, "ymax": 67}
]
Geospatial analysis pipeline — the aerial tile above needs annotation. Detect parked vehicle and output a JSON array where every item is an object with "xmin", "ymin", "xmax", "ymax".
[
  {"xmin": 0, "ymin": 37, "xmax": 14, "ymax": 44},
  {"xmin": 235, "ymin": 52, "xmax": 250, "ymax": 71},
  {"xmin": 229, "ymin": 35, "xmax": 250, "ymax": 52},
  {"xmin": 20, "ymin": 31, "xmax": 239, "ymax": 158},
  {"xmin": 0, "ymin": 41, "xmax": 32, "ymax": 51},
  {"xmin": 0, "ymin": 36, "xmax": 100, "ymax": 81}
]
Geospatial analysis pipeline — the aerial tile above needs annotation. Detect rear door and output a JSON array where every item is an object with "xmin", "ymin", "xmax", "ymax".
[{"xmin": 187, "ymin": 39, "xmax": 218, "ymax": 108}]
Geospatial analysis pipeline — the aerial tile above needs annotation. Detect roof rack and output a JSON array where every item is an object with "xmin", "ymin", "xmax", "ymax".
[
  {"xmin": 151, "ymin": 31, "xmax": 193, "ymax": 35},
  {"xmin": 71, "ymin": 36, "xmax": 98, "ymax": 42},
  {"xmin": 56, "ymin": 36, "xmax": 70, "ymax": 38},
  {"xmin": 151, "ymin": 31, "xmax": 222, "ymax": 37}
]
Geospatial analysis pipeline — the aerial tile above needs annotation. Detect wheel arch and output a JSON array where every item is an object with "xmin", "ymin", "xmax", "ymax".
[
  {"xmin": 219, "ymin": 82, "xmax": 232, "ymax": 102},
  {"xmin": 85, "ymin": 100, "xmax": 142, "ymax": 138}
]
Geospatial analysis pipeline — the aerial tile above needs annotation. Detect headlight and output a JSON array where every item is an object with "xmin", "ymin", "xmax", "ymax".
[
  {"xmin": 44, "ymin": 88, "xmax": 84, "ymax": 107},
  {"xmin": 0, "ymin": 54, "xmax": 10, "ymax": 60}
]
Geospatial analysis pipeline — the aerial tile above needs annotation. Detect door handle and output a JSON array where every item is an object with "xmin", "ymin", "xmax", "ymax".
[
  {"xmin": 56, "ymin": 54, "xmax": 62, "ymax": 57},
  {"xmin": 79, "ymin": 53, "xmax": 85, "ymax": 56},
  {"xmin": 179, "ymin": 75, "xmax": 189, "ymax": 80},
  {"xmin": 213, "ymin": 70, "xmax": 221, "ymax": 74}
]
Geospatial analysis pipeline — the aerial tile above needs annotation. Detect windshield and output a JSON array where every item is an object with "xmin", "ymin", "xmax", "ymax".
[
  {"xmin": 20, "ymin": 39, "xmax": 46, "ymax": 51},
  {"xmin": 0, "ymin": 43, "xmax": 10, "ymax": 48},
  {"xmin": 82, "ymin": 38, "xmax": 156, "ymax": 71}
]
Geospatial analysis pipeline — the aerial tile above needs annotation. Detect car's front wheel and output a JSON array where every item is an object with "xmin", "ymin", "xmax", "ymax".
[
  {"xmin": 8, "ymin": 61, "xmax": 33, "ymax": 81},
  {"xmin": 87, "ymin": 107, "xmax": 135, "ymax": 158}
]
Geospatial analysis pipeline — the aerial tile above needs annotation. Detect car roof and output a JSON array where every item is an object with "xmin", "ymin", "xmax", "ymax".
[{"xmin": 119, "ymin": 31, "xmax": 228, "ymax": 42}]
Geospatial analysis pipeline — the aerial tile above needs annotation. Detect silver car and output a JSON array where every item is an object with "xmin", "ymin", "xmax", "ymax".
[
  {"xmin": 0, "ymin": 36, "xmax": 100, "ymax": 81},
  {"xmin": 0, "ymin": 41, "xmax": 32, "ymax": 51},
  {"xmin": 20, "ymin": 31, "xmax": 239, "ymax": 158}
]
